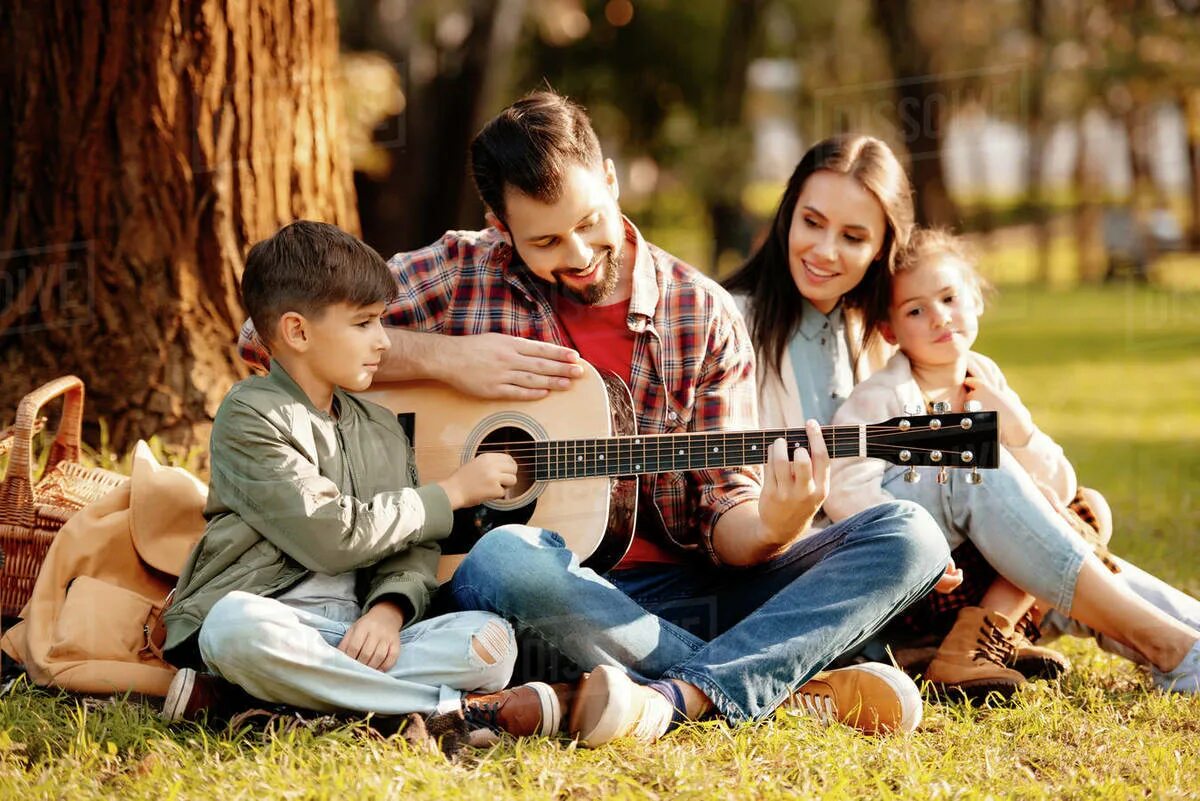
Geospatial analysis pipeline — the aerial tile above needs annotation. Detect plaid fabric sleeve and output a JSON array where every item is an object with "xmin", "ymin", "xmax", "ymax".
[
  {"xmin": 692, "ymin": 300, "xmax": 764, "ymax": 564},
  {"xmin": 384, "ymin": 233, "xmax": 466, "ymax": 332},
  {"xmin": 237, "ymin": 318, "xmax": 271, "ymax": 373}
]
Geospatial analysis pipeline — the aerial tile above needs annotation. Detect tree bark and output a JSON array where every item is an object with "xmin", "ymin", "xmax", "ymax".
[
  {"xmin": 705, "ymin": 0, "xmax": 765, "ymax": 273},
  {"xmin": 350, "ymin": 0, "xmax": 527, "ymax": 259},
  {"xmin": 870, "ymin": 0, "xmax": 958, "ymax": 228},
  {"xmin": 0, "ymin": 0, "xmax": 357, "ymax": 452}
]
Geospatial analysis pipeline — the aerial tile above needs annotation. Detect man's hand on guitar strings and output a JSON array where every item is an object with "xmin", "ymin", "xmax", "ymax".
[{"xmin": 757, "ymin": 420, "xmax": 831, "ymax": 547}]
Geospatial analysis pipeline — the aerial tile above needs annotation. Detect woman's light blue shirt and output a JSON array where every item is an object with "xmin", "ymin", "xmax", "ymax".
[{"xmin": 786, "ymin": 298, "xmax": 856, "ymax": 426}]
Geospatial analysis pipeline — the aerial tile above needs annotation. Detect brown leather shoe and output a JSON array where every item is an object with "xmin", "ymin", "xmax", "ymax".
[
  {"xmin": 161, "ymin": 667, "xmax": 226, "ymax": 722},
  {"xmin": 924, "ymin": 607, "xmax": 1026, "ymax": 703},
  {"xmin": 463, "ymin": 681, "xmax": 569, "ymax": 740}
]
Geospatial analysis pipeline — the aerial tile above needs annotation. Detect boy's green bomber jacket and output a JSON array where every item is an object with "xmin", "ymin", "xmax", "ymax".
[{"xmin": 162, "ymin": 362, "xmax": 453, "ymax": 666}]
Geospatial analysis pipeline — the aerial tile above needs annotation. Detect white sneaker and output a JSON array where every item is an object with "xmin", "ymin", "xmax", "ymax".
[
  {"xmin": 1152, "ymin": 639, "xmax": 1200, "ymax": 694},
  {"xmin": 568, "ymin": 666, "xmax": 676, "ymax": 747},
  {"xmin": 783, "ymin": 663, "xmax": 923, "ymax": 735}
]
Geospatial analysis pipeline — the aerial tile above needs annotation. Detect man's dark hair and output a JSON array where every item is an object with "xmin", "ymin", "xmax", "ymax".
[
  {"xmin": 469, "ymin": 91, "xmax": 603, "ymax": 221},
  {"xmin": 242, "ymin": 220, "xmax": 396, "ymax": 344}
]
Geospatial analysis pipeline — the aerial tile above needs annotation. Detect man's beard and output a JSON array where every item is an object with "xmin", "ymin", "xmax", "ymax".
[{"xmin": 555, "ymin": 242, "xmax": 623, "ymax": 305}]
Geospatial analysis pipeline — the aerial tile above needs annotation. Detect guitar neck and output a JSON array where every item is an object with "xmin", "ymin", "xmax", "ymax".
[{"xmin": 529, "ymin": 426, "xmax": 860, "ymax": 481}]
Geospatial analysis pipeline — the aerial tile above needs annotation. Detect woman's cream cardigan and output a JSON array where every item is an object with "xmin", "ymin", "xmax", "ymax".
[{"xmin": 732, "ymin": 294, "xmax": 893, "ymax": 429}]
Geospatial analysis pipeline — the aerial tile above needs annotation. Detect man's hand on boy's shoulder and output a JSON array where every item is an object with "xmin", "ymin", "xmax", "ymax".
[{"xmin": 339, "ymin": 600, "xmax": 406, "ymax": 672}]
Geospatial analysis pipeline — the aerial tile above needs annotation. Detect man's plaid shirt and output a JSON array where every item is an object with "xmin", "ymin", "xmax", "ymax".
[{"xmin": 239, "ymin": 219, "xmax": 761, "ymax": 565}]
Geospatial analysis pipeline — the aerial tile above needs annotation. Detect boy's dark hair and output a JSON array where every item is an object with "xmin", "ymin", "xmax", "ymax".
[
  {"xmin": 469, "ymin": 91, "xmax": 603, "ymax": 221},
  {"xmin": 242, "ymin": 221, "xmax": 396, "ymax": 345}
]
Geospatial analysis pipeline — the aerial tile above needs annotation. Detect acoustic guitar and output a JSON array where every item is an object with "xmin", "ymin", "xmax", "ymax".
[{"xmin": 362, "ymin": 362, "xmax": 999, "ymax": 582}]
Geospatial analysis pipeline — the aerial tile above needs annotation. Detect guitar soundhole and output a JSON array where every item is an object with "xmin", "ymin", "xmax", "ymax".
[
  {"xmin": 477, "ymin": 425, "xmax": 536, "ymax": 500},
  {"xmin": 441, "ymin": 425, "xmax": 539, "ymax": 558}
]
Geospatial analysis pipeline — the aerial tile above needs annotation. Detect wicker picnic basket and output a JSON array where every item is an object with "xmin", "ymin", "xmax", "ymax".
[{"xmin": 0, "ymin": 376, "xmax": 128, "ymax": 618}]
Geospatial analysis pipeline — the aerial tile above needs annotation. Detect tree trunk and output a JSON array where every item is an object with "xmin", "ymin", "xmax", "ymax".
[
  {"xmin": 0, "ymin": 0, "xmax": 357, "ymax": 452},
  {"xmin": 1185, "ymin": 89, "xmax": 1200, "ymax": 251},
  {"xmin": 706, "ymin": 0, "xmax": 765, "ymax": 272},
  {"xmin": 1073, "ymin": 114, "xmax": 1105, "ymax": 283},
  {"xmin": 1027, "ymin": 0, "xmax": 1052, "ymax": 284},
  {"xmin": 870, "ymin": 0, "xmax": 958, "ymax": 228},
  {"xmin": 351, "ymin": 0, "xmax": 527, "ymax": 258}
]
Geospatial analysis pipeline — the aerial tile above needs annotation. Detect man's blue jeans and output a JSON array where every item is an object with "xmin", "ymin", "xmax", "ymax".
[{"xmin": 450, "ymin": 500, "xmax": 949, "ymax": 723}]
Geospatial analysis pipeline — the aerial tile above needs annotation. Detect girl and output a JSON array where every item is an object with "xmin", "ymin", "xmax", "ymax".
[{"xmin": 824, "ymin": 228, "xmax": 1200, "ymax": 698}]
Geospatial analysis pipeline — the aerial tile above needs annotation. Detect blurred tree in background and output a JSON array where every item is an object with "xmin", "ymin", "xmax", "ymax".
[{"xmin": 343, "ymin": 0, "xmax": 1199, "ymax": 276}]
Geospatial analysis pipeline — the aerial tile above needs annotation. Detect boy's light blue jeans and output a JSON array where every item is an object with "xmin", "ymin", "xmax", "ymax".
[
  {"xmin": 197, "ymin": 591, "xmax": 516, "ymax": 716},
  {"xmin": 450, "ymin": 500, "xmax": 950, "ymax": 724},
  {"xmin": 883, "ymin": 449, "xmax": 1091, "ymax": 615}
]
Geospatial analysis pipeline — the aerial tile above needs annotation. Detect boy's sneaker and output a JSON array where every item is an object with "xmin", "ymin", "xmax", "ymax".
[
  {"xmin": 462, "ymin": 681, "xmax": 570, "ymax": 742},
  {"xmin": 162, "ymin": 667, "xmax": 225, "ymax": 722},
  {"xmin": 568, "ymin": 665, "xmax": 681, "ymax": 747},
  {"xmin": 784, "ymin": 663, "xmax": 923, "ymax": 735},
  {"xmin": 1152, "ymin": 638, "xmax": 1200, "ymax": 694}
]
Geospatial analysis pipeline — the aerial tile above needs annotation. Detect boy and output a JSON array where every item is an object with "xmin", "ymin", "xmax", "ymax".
[{"xmin": 160, "ymin": 221, "xmax": 571, "ymax": 739}]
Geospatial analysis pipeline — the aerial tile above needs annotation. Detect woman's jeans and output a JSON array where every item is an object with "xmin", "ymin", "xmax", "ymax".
[
  {"xmin": 198, "ymin": 591, "xmax": 516, "ymax": 715},
  {"xmin": 884, "ymin": 449, "xmax": 1091, "ymax": 615},
  {"xmin": 450, "ymin": 500, "xmax": 949, "ymax": 724}
]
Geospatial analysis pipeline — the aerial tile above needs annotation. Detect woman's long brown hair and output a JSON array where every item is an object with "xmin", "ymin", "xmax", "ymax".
[{"xmin": 723, "ymin": 135, "xmax": 915, "ymax": 377}]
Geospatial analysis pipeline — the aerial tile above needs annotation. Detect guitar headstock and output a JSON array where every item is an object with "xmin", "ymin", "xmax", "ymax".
[{"xmin": 865, "ymin": 411, "xmax": 999, "ymax": 469}]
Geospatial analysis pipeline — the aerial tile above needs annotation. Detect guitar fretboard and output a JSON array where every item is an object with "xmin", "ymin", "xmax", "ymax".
[{"xmin": 528, "ymin": 426, "xmax": 864, "ymax": 481}]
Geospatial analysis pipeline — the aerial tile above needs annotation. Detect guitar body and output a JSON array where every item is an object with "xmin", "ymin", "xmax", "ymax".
[{"xmin": 362, "ymin": 363, "xmax": 638, "ymax": 583}]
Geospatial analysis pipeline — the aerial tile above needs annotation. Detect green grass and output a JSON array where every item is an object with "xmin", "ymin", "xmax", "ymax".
[{"xmin": 2, "ymin": 284, "xmax": 1199, "ymax": 799}]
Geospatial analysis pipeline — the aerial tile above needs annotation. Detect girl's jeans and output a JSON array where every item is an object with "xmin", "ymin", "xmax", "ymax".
[{"xmin": 884, "ymin": 449, "xmax": 1090, "ymax": 615}]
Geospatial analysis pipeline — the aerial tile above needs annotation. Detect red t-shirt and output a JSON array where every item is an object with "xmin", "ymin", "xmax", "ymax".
[{"xmin": 553, "ymin": 295, "xmax": 679, "ymax": 567}]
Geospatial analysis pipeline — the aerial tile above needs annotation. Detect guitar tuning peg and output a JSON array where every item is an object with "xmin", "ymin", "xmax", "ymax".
[
  {"xmin": 903, "ymin": 403, "xmax": 925, "ymax": 416},
  {"xmin": 965, "ymin": 467, "xmax": 983, "ymax": 485},
  {"xmin": 936, "ymin": 466, "xmax": 949, "ymax": 484},
  {"xmin": 930, "ymin": 400, "xmax": 952, "ymax": 414},
  {"xmin": 964, "ymin": 399, "xmax": 983, "ymax": 413},
  {"xmin": 903, "ymin": 466, "xmax": 921, "ymax": 483}
]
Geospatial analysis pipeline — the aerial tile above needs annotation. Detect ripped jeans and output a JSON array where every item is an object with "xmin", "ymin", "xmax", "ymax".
[{"xmin": 197, "ymin": 591, "xmax": 516, "ymax": 716}]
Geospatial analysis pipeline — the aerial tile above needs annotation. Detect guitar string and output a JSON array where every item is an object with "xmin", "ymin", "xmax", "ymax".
[
  {"xmin": 411, "ymin": 442, "xmax": 982, "ymax": 477},
  {"xmin": 406, "ymin": 422, "xmax": 980, "ymax": 457}
]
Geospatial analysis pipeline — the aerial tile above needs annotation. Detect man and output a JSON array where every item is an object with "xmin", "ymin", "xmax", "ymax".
[{"xmin": 241, "ymin": 92, "xmax": 950, "ymax": 744}]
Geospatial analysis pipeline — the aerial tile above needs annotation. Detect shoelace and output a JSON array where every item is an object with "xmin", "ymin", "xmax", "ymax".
[
  {"xmin": 462, "ymin": 698, "xmax": 503, "ymax": 732},
  {"xmin": 972, "ymin": 617, "xmax": 1017, "ymax": 666},
  {"xmin": 792, "ymin": 691, "xmax": 838, "ymax": 724}
]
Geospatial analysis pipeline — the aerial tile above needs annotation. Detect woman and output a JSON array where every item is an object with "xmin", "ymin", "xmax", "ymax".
[
  {"xmin": 723, "ymin": 135, "xmax": 907, "ymax": 431},
  {"xmin": 725, "ymin": 135, "xmax": 1200, "ymax": 696}
]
